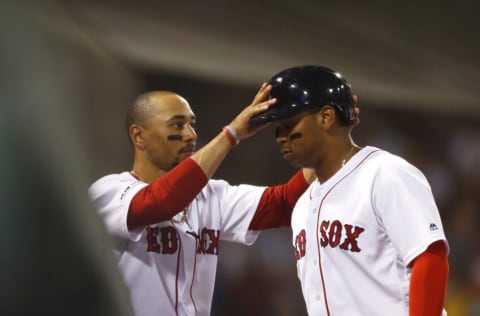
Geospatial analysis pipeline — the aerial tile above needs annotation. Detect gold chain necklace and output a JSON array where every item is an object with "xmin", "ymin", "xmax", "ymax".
[
  {"xmin": 341, "ymin": 146, "xmax": 356, "ymax": 167},
  {"xmin": 130, "ymin": 170, "xmax": 189, "ymax": 224},
  {"xmin": 170, "ymin": 208, "xmax": 188, "ymax": 224}
]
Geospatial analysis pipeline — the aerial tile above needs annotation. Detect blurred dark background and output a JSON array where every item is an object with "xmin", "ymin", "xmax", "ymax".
[{"xmin": 1, "ymin": 0, "xmax": 479, "ymax": 315}]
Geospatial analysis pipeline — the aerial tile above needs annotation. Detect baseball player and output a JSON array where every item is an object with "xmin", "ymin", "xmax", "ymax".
[
  {"xmin": 88, "ymin": 84, "xmax": 315, "ymax": 316},
  {"xmin": 251, "ymin": 65, "xmax": 449, "ymax": 315}
]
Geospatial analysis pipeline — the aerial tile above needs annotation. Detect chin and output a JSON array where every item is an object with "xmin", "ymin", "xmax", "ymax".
[
  {"xmin": 293, "ymin": 160, "xmax": 313, "ymax": 168},
  {"xmin": 170, "ymin": 158, "xmax": 183, "ymax": 169},
  {"xmin": 285, "ymin": 159, "xmax": 302, "ymax": 168}
]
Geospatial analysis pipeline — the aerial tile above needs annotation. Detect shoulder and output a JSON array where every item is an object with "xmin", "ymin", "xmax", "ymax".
[
  {"xmin": 88, "ymin": 171, "xmax": 147, "ymax": 211},
  {"xmin": 201, "ymin": 178, "xmax": 266, "ymax": 198},
  {"xmin": 364, "ymin": 147, "xmax": 428, "ymax": 185},
  {"xmin": 88, "ymin": 172, "xmax": 136, "ymax": 197},
  {"xmin": 363, "ymin": 146, "xmax": 418, "ymax": 172},
  {"xmin": 90, "ymin": 172, "xmax": 131, "ymax": 188}
]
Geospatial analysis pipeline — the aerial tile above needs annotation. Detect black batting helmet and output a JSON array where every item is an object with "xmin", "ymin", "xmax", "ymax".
[{"xmin": 250, "ymin": 65, "xmax": 355, "ymax": 125}]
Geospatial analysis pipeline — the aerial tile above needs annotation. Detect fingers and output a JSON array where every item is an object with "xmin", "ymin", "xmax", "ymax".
[
  {"xmin": 229, "ymin": 97, "xmax": 276, "ymax": 139},
  {"xmin": 252, "ymin": 82, "xmax": 272, "ymax": 105},
  {"xmin": 349, "ymin": 95, "xmax": 360, "ymax": 129},
  {"xmin": 352, "ymin": 95, "xmax": 360, "ymax": 126},
  {"xmin": 251, "ymin": 97, "xmax": 277, "ymax": 116},
  {"xmin": 227, "ymin": 83, "xmax": 277, "ymax": 141},
  {"xmin": 257, "ymin": 97, "xmax": 277, "ymax": 112},
  {"xmin": 352, "ymin": 95, "xmax": 358, "ymax": 107}
]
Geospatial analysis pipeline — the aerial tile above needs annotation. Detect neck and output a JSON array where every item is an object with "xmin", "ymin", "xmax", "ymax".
[
  {"xmin": 131, "ymin": 160, "xmax": 167, "ymax": 183},
  {"xmin": 314, "ymin": 141, "xmax": 360, "ymax": 183},
  {"xmin": 341, "ymin": 145, "xmax": 356, "ymax": 167}
]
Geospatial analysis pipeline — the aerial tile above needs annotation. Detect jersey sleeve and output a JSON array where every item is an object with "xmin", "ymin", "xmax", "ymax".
[
  {"xmin": 128, "ymin": 158, "xmax": 208, "ymax": 229},
  {"xmin": 371, "ymin": 155, "xmax": 448, "ymax": 265},
  {"xmin": 249, "ymin": 169, "xmax": 308, "ymax": 230},
  {"xmin": 205, "ymin": 180, "xmax": 266, "ymax": 245},
  {"xmin": 88, "ymin": 174, "xmax": 147, "ymax": 241}
]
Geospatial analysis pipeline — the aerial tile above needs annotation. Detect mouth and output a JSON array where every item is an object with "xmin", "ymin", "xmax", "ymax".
[
  {"xmin": 179, "ymin": 145, "xmax": 196, "ymax": 155},
  {"xmin": 282, "ymin": 149, "xmax": 294, "ymax": 161}
]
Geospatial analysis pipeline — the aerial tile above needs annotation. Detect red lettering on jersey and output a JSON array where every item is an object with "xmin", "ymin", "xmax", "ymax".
[
  {"xmin": 160, "ymin": 226, "xmax": 179, "ymax": 254},
  {"xmin": 319, "ymin": 220, "xmax": 330, "ymax": 247},
  {"xmin": 145, "ymin": 225, "xmax": 180, "ymax": 254},
  {"xmin": 328, "ymin": 220, "xmax": 342, "ymax": 247},
  {"xmin": 198, "ymin": 228, "xmax": 220, "ymax": 255},
  {"xmin": 319, "ymin": 220, "xmax": 364, "ymax": 253},
  {"xmin": 294, "ymin": 229, "xmax": 306, "ymax": 260},
  {"xmin": 146, "ymin": 226, "xmax": 160, "ymax": 253},
  {"xmin": 339, "ymin": 224, "xmax": 365, "ymax": 252}
]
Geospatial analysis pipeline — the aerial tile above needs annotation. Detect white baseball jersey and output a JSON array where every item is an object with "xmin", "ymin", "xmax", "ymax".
[
  {"xmin": 89, "ymin": 172, "xmax": 266, "ymax": 316},
  {"xmin": 291, "ymin": 146, "xmax": 448, "ymax": 316}
]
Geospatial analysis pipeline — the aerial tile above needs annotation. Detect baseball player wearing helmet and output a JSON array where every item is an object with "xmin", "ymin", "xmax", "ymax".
[
  {"xmin": 251, "ymin": 65, "xmax": 449, "ymax": 316},
  {"xmin": 88, "ymin": 84, "xmax": 315, "ymax": 316}
]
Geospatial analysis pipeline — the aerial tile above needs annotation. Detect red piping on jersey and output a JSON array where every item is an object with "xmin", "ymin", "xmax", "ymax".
[
  {"xmin": 175, "ymin": 230, "xmax": 182, "ymax": 316},
  {"xmin": 190, "ymin": 238, "xmax": 198, "ymax": 313},
  {"xmin": 314, "ymin": 149, "xmax": 380, "ymax": 316}
]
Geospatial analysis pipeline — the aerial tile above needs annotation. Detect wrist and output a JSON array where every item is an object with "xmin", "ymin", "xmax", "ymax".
[{"xmin": 222, "ymin": 125, "xmax": 240, "ymax": 147}]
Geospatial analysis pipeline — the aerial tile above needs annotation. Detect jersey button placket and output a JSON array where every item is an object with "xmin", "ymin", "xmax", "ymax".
[{"xmin": 311, "ymin": 197, "xmax": 321, "ymax": 213}]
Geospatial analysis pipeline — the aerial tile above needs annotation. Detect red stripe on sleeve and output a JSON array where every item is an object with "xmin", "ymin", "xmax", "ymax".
[{"xmin": 127, "ymin": 158, "xmax": 208, "ymax": 229}]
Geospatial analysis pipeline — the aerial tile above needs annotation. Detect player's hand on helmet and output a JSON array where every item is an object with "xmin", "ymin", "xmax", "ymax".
[{"xmin": 228, "ymin": 83, "xmax": 277, "ymax": 141}]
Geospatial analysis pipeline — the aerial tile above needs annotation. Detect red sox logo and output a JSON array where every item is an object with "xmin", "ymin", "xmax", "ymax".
[
  {"xmin": 294, "ymin": 219, "xmax": 365, "ymax": 260},
  {"xmin": 146, "ymin": 226, "xmax": 220, "ymax": 255}
]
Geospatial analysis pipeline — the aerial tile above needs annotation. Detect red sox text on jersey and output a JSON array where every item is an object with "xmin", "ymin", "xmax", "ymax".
[
  {"xmin": 294, "ymin": 219, "xmax": 365, "ymax": 260},
  {"xmin": 146, "ymin": 225, "xmax": 220, "ymax": 255}
]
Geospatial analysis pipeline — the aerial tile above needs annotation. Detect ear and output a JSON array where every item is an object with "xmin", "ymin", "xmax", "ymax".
[
  {"xmin": 318, "ymin": 106, "xmax": 336, "ymax": 129},
  {"xmin": 129, "ymin": 124, "xmax": 146, "ymax": 149}
]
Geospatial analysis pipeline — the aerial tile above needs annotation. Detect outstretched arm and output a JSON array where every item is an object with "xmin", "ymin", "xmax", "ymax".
[{"xmin": 127, "ymin": 84, "xmax": 277, "ymax": 229}]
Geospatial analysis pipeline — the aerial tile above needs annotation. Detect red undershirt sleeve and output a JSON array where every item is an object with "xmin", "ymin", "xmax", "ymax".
[
  {"xmin": 249, "ymin": 169, "xmax": 308, "ymax": 230},
  {"xmin": 409, "ymin": 240, "xmax": 449, "ymax": 316},
  {"xmin": 127, "ymin": 158, "xmax": 208, "ymax": 229}
]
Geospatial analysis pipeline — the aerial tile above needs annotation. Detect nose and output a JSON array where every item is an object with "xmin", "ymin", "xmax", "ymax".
[
  {"xmin": 184, "ymin": 125, "xmax": 197, "ymax": 141},
  {"xmin": 276, "ymin": 135, "xmax": 288, "ymax": 145}
]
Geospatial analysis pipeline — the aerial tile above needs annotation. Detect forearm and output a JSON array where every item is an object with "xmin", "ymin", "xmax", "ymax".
[
  {"xmin": 192, "ymin": 82, "xmax": 277, "ymax": 177},
  {"xmin": 190, "ymin": 129, "xmax": 235, "ymax": 178}
]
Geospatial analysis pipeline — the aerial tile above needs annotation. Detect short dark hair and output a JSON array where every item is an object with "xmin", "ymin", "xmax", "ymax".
[
  {"xmin": 126, "ymin": 94, "xmax": 153, "ymax": 130},
  {"xmin": 125, "ymin": 93, "xmax": 156, "ymax": 144}
]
